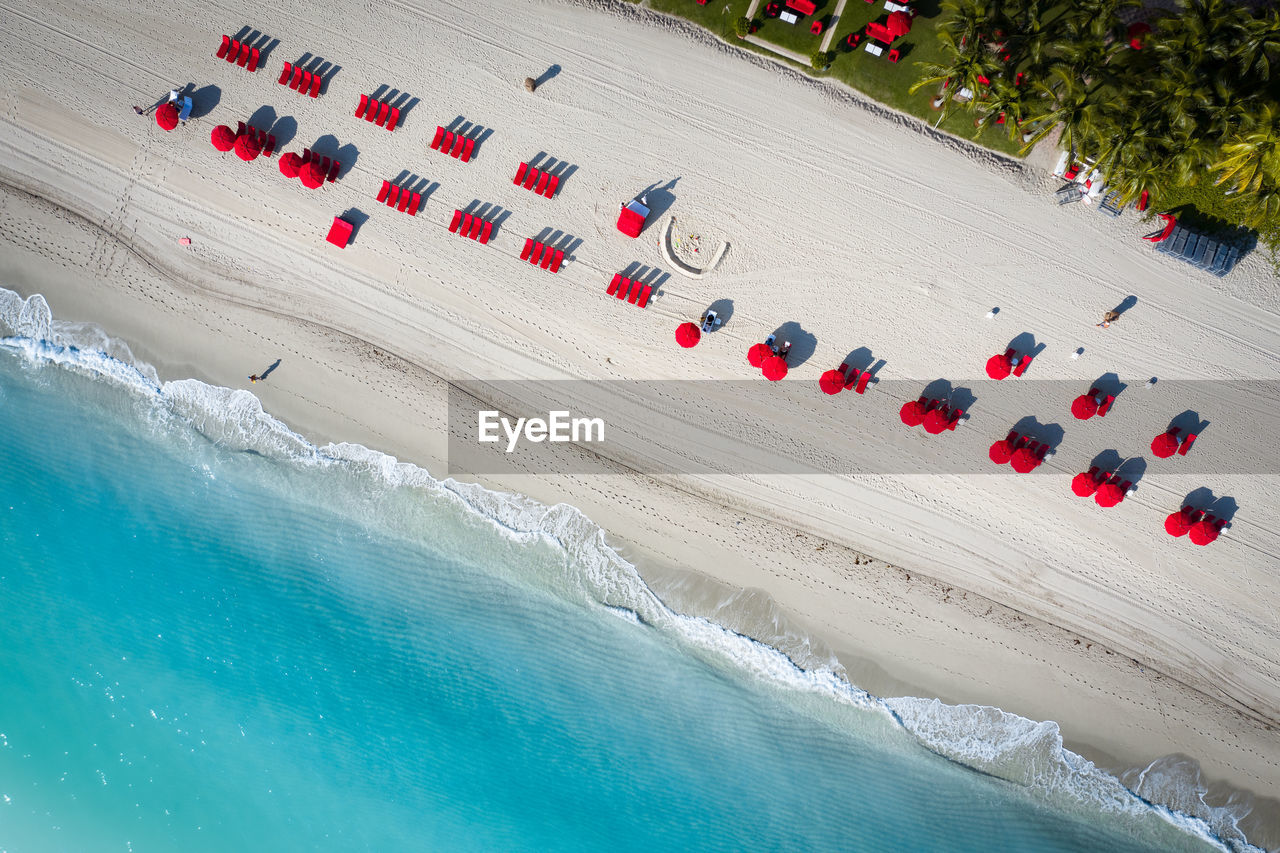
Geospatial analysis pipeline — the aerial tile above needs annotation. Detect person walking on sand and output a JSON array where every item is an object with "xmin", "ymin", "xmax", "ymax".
[
  {"xmin": 1097, "ymin": 310, "xmax": 1121, "ymax": 329},
  {"xmin": 248, "ymin": 374, "xmax": 259, "ymax": 383},
  {"xmin": 132, "ymin": 105, "xmax": 144, "ymax": 115}
]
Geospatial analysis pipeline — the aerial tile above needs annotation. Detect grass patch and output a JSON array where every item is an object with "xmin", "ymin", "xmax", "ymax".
[{"xmin": 648, "ymin": 0, "xmax": 750, "ymax": 39}]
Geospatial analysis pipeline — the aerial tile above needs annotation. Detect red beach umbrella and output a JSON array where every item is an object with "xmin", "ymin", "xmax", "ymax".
[
  {"xmin": 1010, "ymin": 445, "xmax": 1041, "ymax": 474},
  {"xmin": 1150, "ymin": 431, "xmax": 1179, "ymax": 458},
  {"xmin": 300, "ymin": 161, "xmax": 326, "ymax": 188},
  {"xmin": 1165, "ymin": 509, "xmax": 1192, "ymax": 537},
  {"xmin": 155, "ymin": 102, "xmax": 179, "ymax": 131},
  {"xmin": 887, "ymin": 10, "xmax": 913, "ymax": 36},
  {"xmin": 1071, "ymin": 471, "xmax": 1100, "ymax": 497},
  {"xmin": 1094, "ymin": 481, "xmax": 1125, "ymax": 508},
  {"xmin": 1188, "ymin": 519, "xmax": 1219, "ymax": 546},
  {"xmin": 210, "ymin": 124, "xmax": 237, "ymax": 151},
  {"xmin": 675, "ymin": 322, "xmax": 701, "ymax": 348},
  {"xmin": 234, "ymin": 132, "xmax": 262, "ymax": 162},
  {"xmin": 988, "ymin": 438, "xmax": 1015, "ymax": 464},
  {"xmin": 985, "ymin": 353, "xmax": 1012, "ymax": 380},
  {"xmin": 278, "ymin": 152, "xmax": 302, "ymax": 178},
  {"xmin": 1070, "ymin": 394, "xmax": 1098, "ymax": 420},
  {"xmin": 1128, "ymin": 21, "xmax": 1151, "ymax": 49},
  {"xmin": 747, "ymin": 343, "xmax": 772, "ymax": 368},
  {"xmin": 922, "ymin": 407, "xmax": 951, "ymax": 434},
  {"xmin": 762, "ymin": 355, "xmax": 788, "ymax": 381},
  {"xmin": 819, "ymin": 369, "xmax": 845, "ymax": 395},
  {"xmin": 899, "ymin": 400, "xmax": 926, "ymax": 427}
]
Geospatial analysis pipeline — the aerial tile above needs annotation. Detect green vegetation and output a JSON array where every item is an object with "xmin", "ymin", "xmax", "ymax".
[{"xmin": 914, "ymin": 0, "xmax": 1280, "ymax": 241}]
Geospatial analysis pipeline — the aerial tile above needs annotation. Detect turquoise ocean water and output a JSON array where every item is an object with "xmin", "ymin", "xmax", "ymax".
[{"xmin": 0, "ymin": 288, "xmax": 1261, "ymax": 852}]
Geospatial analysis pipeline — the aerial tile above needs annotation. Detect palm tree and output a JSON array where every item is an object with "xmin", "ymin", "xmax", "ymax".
[
  {"xmin": 1214, "ymin": 104, "xmax": 1280, "ymax": 194},
  {"xmin": 1019, "ymin": 68, "xmax": 1102, "ymax": 155},
  {"xmin": 1232, "ymin": 8, "xmax": 1280, "ymax": 81},
  {"xmin": 972, "ymin": 77, "xmax": 1030, "ymax": 140},
  {"xmin": 910, "ymin": 30, "xmax": 999, "ymax": 118}
]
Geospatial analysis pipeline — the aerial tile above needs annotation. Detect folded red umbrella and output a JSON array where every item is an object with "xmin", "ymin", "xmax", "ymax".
[
  {"xmin": 1188, "ymin": 519, "xmax": 1219, "ymax": 546},
  {"xmin": 300, "ymin": 161, "xmax": 325, "ymax": 188},
  {"xmin": 675, "ymin": 322, "xmax": 701, "ymax": 348},
  {"xmin": 1094, "ymin": 482, "xmax": 1124, "ymax": 507},
  {"xmin": 819, "ymin": 369, "xmax": 844, "ymax": 395},
  {"xmin": 988, "ymin": 439, "xmax": 1014, "ymax": 465},
  {"xmin": 985, "ymin": 354, "xmax": 1011, "ymax": 380},
  {"xmin": 234, "ymin": 133, "xmax": 261, "ymax": 162},
  {"xmin": 1010, "ymin": 446, "xmax": 1040, "ymax": 473},
  {"xmin": 1150, "ymin": 431, "xmax": 1179, "ymax": 458},
  {"xmin": 1070, "ymin": 394, "xmax": 1098, "ymax": 420},
  {"xmin": 762, "ymin": 355, "xmax": 788, "ymax": 381},
  {"xmin": 1070, "ymin": 472, "xmax": 1099, "ymax": 497},
  {"xmin": 1165, "ymin": 509, "xmax": 1192, "ymax": 537},
  {"xmin": 210, "ymin": 124, "xmax": 237, "ymax": 151},
  {"xmin": 899, "ymin": 400, "xmax": 926, "ymax": 427},
  {"xmin": 155, "ymin": 102, "xmax": 179, "ymax": 131},
  {"xmin": 747, "ymin": 343, "xmax": 771, "ymax": 368}
]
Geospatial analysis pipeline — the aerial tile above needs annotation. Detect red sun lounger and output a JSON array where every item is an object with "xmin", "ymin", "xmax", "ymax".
[
  {"xmin": 356, "ymin": 95, "xmax": 369, "ymax": 118},
  {"xmin": 327, "ymin": 160, "xmax": 340, "ymax": 182},
  {"xmin": 948, "ymin": 409, "xmax": 964, "ymax": 430},
  {"xmin": 540, "ymin": 247, "xmax": 554, "ymax": 269},
  {"xmin": 387, "ymin": 185, "xmax": 401, "ymax": 207},
  {"xmin": 534, "ymin": 173, "xmax": 550, "ymax": 196},
  {"xmin": 479, "ymin": 221, "xmax": 492, "ymax": 244},
  {"xmin": 376, "ymin": 102, "xmax": 390, "ymax": 126},
  {"xmin": 523, "ymin": 167, "xmax": 539, "ymax": 190},
  {"xmin": 279, "ymin": 62, "xmax": 293, "ymax": 85},
  {"xmin": 237, "ymin": 42, "xmax": 251, "ymax": 67},
  {"xmin": 636, "ymin": 283, "xmax": 649, "ymax": 305},
  {"xmin": 461, "ymin": 137, "xmax": 475, "ymax": 162},
  {"xmin": 237, "ymin": 120, "xmax": 247, "ymax": 137},
  {"xmin": 431, "ymin": 126, "xmax": 444, "ymax": 150},
  {"xmin": 520, "ymin": 238, "xmax": 534, "ymax": 260},
  {"xmin": 364, "ymin": 98, "xmax": 378, "ymax": 121},
  {"xmin": 467, "ymin": 216, "xmax": 483, "ymax": 240},
  {"xmin": 263, "ymin": 134, "xmax": 276, "ymax": 157},
  {"xmin": 1179, "ymin": 433, "xmax": 1197, "ymax": 455},
  {"xmin": 440, "ymin": 131, "xmax": 454, "ymax": 152},
  {"xmin": 226, "ymin": 39, "xmax": 241, "ymax": 63},
  {"xmin": 530, "ymin": 243, "xmax": 545, "ymax": 265},
  {"xmin": 616, "ymin": 279, "xmax": 631, "ymax": 299},
  {"xmin": 326, "ymin": 216, "xmax": 353, "ymax": 248},
  {"xmin": 607, "ymin": 274, "xmax": 622, "ymax": 296},
  {"xmin": 298, "ymin": 71, "xmax": 312, "ymax": 94},
  {"xmin": 550, "ymin": 249, "xmax": 564, "ymax": 273},
  {"xmin": 299, "ymin": 147, "xmax": 312, "ymax": 164},
  {"xmin": 386, "ymin": 107, "xmax": 399, "ymax": 132},
  {"xmin": 514, "ymin": 162, "xmax": 528, "ymax": 185},
  {"xmin": 377, "ymin": 180, "xmax": 390, "ymax": 203},
  {"xmin": 450, "ymin": 134, "xmax": 465, "ymax": 158},
  {"xmin": 543, "ymin": 174, "xmax": 559, "ymax": 198},
  {"xmin": 397, "ymin": 191, "xmax": 411, "ymax": 213},
  {"xmin": 407, "ymin": 193, "xmax": 421, "ymax": 216},
  {"xmin": 309, "ymin": 73, "xmax": 322, "ymax": 98},
  {"xmin": 459, "ymin": 214, "xmax": 473, "ymax": 237},
  {"xmin": 217, "ymin": 35, "xmax": 231, "ymax": 59},
  {"xmin": 1013, "ymin": 354, "xmax": 1032, "ymax": 377},
  {"xmin": 289, "ymin": 66, "xmax": 303, "ymax": 90},
  {"xmin": 248, "ymin": 47, "xmax": 260, "ymax": 73},
  {"xmin": 449, "ymin": 210, "xmax": 463, "ymax": 233},
  {"xmin": 854, "ymin": 371, "xmax": 872, "ymax": 394},
  {"xmin": 1098, "ymin": 394, "xmax": 1115, "ymax": 417}
]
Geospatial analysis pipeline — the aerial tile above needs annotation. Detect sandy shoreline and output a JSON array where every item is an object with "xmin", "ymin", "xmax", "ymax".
[{"xmin": 1, "ymin": 0, "xmax": 1278, "ymax": 845}]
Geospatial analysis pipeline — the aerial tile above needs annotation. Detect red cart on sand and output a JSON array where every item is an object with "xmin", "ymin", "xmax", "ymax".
[{"xmin": 616, "ymin": 198, "xmax": 649, "ymax": 238}]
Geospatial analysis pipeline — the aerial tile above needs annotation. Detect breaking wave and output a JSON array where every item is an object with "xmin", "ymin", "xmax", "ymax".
[{"xmin": 0, "ymin": 285, "xmax": 1265, "ymax": 853}]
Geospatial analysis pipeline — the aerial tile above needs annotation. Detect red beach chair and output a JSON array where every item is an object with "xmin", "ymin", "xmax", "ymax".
[
  {"xmin": 431, "ymin": 126, "xmax": 444, "ymax": 150},
  {"xmin": 263, "ymin": 134, "xmax": 276, "ymax": 157},
  {"xmin": 407, "ymin": 193, "xmax": 421, "ymax": 216},
  {"xmin": 514, "ymin": 162, "xmax": 528, "ymax": 185},
  {"xmin": 459, "ymin": 214, "xmax": 474, "ymax": 237},
  {"xmin": 544, "ymin": 174, "xmax": 559, "ymax": 198},
  {"xmin": 377, "ymin": 181, "xmax": 391, "ymax": 203},
  {"xmin": 217, "ymin": 35, "xmax": 231, "ymax": 59},
  {"xmin": 326, "ymin": 216, "xmax": 353, "ymax": 248},
  {"xmin": 854, "ymin": 371, "xmax": 872, "ymax": 394},
  {"xmin": 450, "ymin": 134, "xmax": 465, "ymax": 158},
  {"xmin": 363, "ymin": 98, "xmax": 377, "ymax": 121},
  {"xmin": 397, "ymin": 191, "xmax": 411, "ymax": 213},
  {"xmin": 627, "ymin": 282, "xmax": 640, "ymax": 303},
  {"xmin": 540, "ymin": 247, "xmax": 554, "ymax": 269},
  {"xmin": 523, "ymin": 167, "xmax": 539, "ymax": 190},
  {"xmin": 1013, "ymin": 354, "xmax": 1032, "ymax": 377},
  {"xmin": 386, "ymin": 107, "xmax": 399, "ymax": 132},
  {"xmin": 479, "ymin": 221, "xmax": 492, "ymax": 243},
  {"xmin": 226, "ymin": 39, "xmax": 241, "ymax": 63},
  {"xmin": 636, "ymin": 283, "xmax": 649, "ymax": 305},
  {"xmin": 534, "ymin": 173, "xmax": 550, "ymax": 196},
  {"xmin": 299, "ymin": 71, "xmax": 313, "ymax": 95},
  {"xmin": 356, "ymin": 95, "xmax": 369, "ymax": 118},
  {"xmin": 289, "ymin": 66, "xmax": 303, "ymax": 90},
  {"xmin": 467, "ymin": 216, "xmax": 483, "ymax": 240},
  {"xmin": 327, "ymin": 160, "xmax": 340, "ymax": 182},
  {"xmin": 279, "ymin": 62, "xmax": 293, "ymax": 85},
  {"xmin": 530, "ymin": 243, "xmax": 545, "ymax": 265},
  {"xmin": 1179, "ymin": 433, "xmax": 1197, "ymax": 455},
  {"xmin": 300, "ymin": 147, "xmax": 312, "ymax": 164},
  {"xmin": 376, "ymin": 102, "xmax": 390, "ymax": 126},
  {"xmin": 550, "ymin": 249, "xmax": 565, "ymax": 273},
  {"xmin": 460, "ymin": 137, "xmax": 475, "ymax": 162},
  {"xmin": 309, "ymin": 74, "xmax": 321, "ymax": 98},
  {"xmin": 449, "ymin": 210, "xmax": 463, "ymax": 233},
  {"xmin": 387, "ymin": 185, "xmax": 401, "ymax": 207},
  {"xmin": 440, "ymin": 131, "xmax": 454, "ymax": 152},
  {"xmin": 607, "ymin": 274, "xmax": 622, "ymax": 296},
  {"xmin": 1098, "ymin": 394, "xmax": 1115, "ymax": 417},
  {"xmin": 947, "ymin": 408, "xmax": 965, "ymax": 429},
  {"xmin": 248, "ymin": 47, "xmax": 260, "ymax": 73},
  {"xmin": 520, "ymin": 237, "xmax": 533, "ymax": 260},
  {"xmin": 887, "ymin": 48, "xmax": 900, "ymax": 62},
  {"xmin": 617, "ymin": 279, "xmax": 632, "ymax": 300},
  {"xmin": 237, "ymin": 42, "xmax": 251, "ymax": 67},
  {"xmin": 237, "ymin": 120, "xmax": 247, "ymax": 137}
]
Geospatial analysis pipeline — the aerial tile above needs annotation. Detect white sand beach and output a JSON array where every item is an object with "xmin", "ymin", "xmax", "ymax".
[{"xmin": 1, "ymin": 0, "xmax": 1278, "ymax": 843}]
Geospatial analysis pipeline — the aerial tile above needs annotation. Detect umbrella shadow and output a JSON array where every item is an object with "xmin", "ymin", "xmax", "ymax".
[
  {"xmin": 535, "ymin": 64, "xmax": 561, "ymax": 87},
  {"xmin": 707, "ymin": 298, "xmax": 734, "ymax": 328},
  {"xmin": 636, "ymin": 178, "xmax": 680, "ymax": 225},
  {"xmin": 1114, "ymin": 456, "xmax": 1148, "ymax": 485},
  {"xmin": 249, "ymin": 105, "xmax": 277, "ymax": 131},
  {"xmin": 771, "ymin": 321, "xmax": 817, "ymax": 368},
  {"xmin": 1007, "ymin": 332, "xmax": 1046, "ymax": 360},
  {"xmin": 1207, "ymin": 495, "xmax": 1238, "ymax": 523},
  {"xmin": 189, "ymin": 84, "xmax": 220, "ymax": 119},
  {"xmin": 270, "ymin": 115, "xmax": 298, "ymax": 149},
  {"xmin": 338, "ymin": 208, "xmax": 369, "ymax": 245},
  {"xmin": 842, "ymin": 346, "xmax": 875, "ymax": 372},
  {"xmin": 1010, "ymin": 416, "xmax": 1065, "ymax": 449},
  {"xmin": 1169, "ymin": 409, "xmax": 1210, "ymax": 437},
  {"xmin": 313, "ymin": 135, "xmax": 359, "ymax": 176},
  {"xmin": 1092, "ymin": 372, "xmax": 1127, "ymax": 398},
  {"xmin": 922, "ymin": 379, "xmax": 977, "ymax": 412},
  {"xmin": 1089, "ymin": 449, "xmax": 1125, "ymax": 473}
]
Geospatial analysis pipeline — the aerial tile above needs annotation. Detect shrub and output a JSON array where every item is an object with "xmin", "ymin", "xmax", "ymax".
[{"xmin": 734, "ymin": 16, "xmax": 752, "ymax": 38}]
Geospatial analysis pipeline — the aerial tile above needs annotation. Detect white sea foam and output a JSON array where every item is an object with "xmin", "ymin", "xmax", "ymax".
[{"xmin": 0, "ymin": 285, "xmax": 1265, "ymax": 853}]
